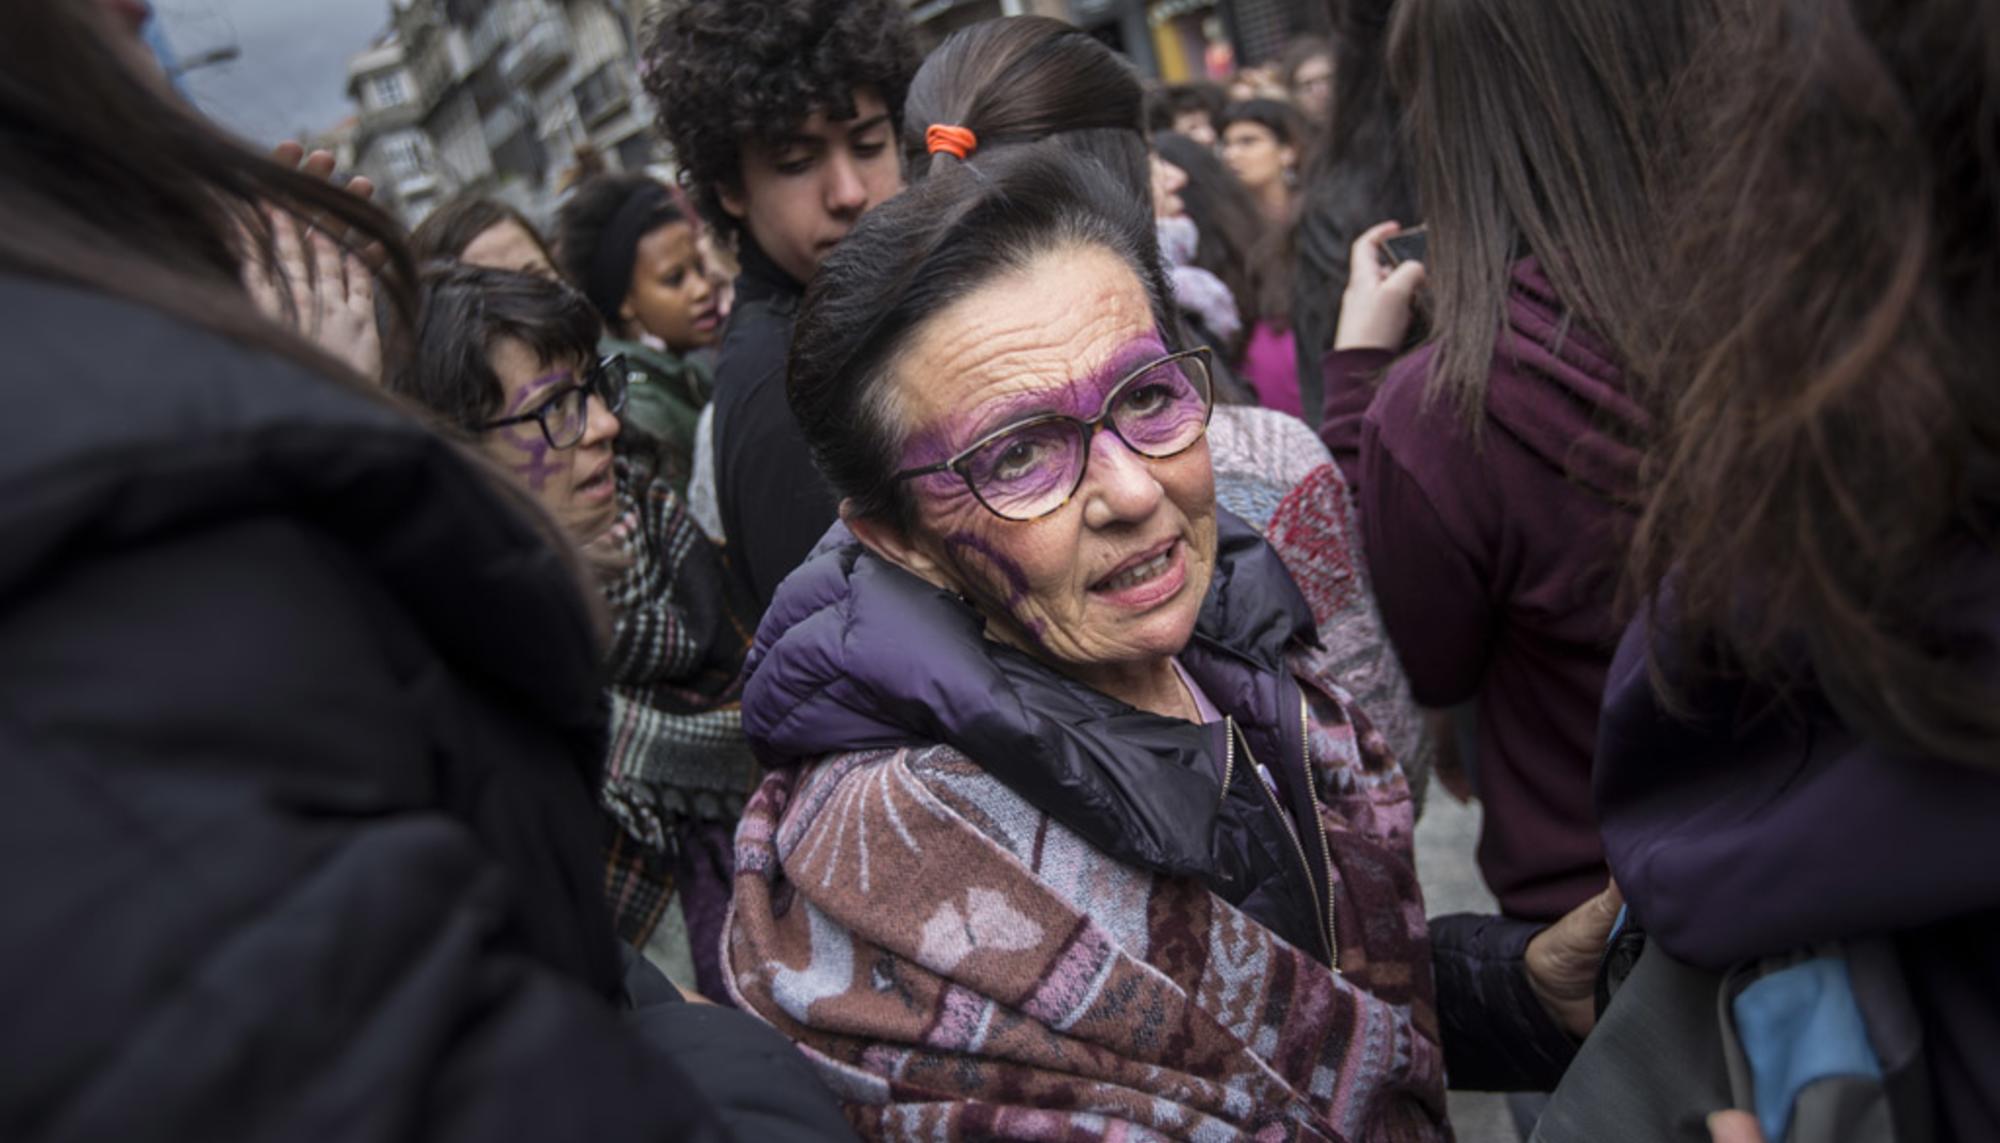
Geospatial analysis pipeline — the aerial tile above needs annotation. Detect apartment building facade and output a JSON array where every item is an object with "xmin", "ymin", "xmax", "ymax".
[{"xmin": 346, "ymin": 0, "xmax": 655, "ymax": 226}]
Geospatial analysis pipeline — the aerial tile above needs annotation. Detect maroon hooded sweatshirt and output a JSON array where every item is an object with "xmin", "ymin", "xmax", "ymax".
[{"xmin": 1319, "ymin": 258, "xmax": 1644, "ymax": 921}]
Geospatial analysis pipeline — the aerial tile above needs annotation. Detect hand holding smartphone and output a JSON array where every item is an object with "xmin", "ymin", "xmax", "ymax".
[{"xmin": 1382, "ymin": 224, "xmax": 1428, "ymax": 267}]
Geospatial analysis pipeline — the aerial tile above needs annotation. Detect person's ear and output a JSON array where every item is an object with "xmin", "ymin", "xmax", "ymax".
[
  {"xmin": 717, "ymin": 180, "xmax": 749, "ymax": 222},
  {"xmin": 842, "ymin": 500, "xmax": 956, "ymax": 593}
]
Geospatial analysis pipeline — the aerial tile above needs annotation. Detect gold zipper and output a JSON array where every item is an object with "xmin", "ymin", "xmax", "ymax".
[
  {"xmin": 1234, "ymin": 722, "xmax": 1335, "ymax": 970},
  {"xmin": 1300, "ymin": 689, "xmax": 1340, "ymax": 973}
]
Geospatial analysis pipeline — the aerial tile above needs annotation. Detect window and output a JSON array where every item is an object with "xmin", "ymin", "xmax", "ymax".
[
  {"xmin": 615, "ymin": 133, "xmax": 655, "ymax": 174},
  {"xmin": 370, "ymin": 71, "xmax": 410, "ymax": 108},
  {"xmin": 572, "ymin": 65, "xmax": 626, "ymax": 127},
  {"xmin": 382, "ymin": 131, "xmax": 427, "ymax": 178}
]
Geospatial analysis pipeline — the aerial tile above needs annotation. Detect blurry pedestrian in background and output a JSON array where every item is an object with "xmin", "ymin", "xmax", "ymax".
[
  {"xmin": 412, "ymin": 194, "xmax": 563, "ymax": 280},
  {"xmin": 1288, "ymin": 0, "xmax": 1414, "ymax": 427},
  {"xmin": 1162, "ymin": 79, "xmax": 1227, "ymax": 146},
  {"xmin": 557, "ymin": 174, "xmax": 722, "ymax": 489},
  {"xmin": 1218, "ymin": 97, "xmax": 1303, "ymax": 225},
  {"xmin": 1282, "ymin": 35, "xmax": 1336, "ymax": 129}
]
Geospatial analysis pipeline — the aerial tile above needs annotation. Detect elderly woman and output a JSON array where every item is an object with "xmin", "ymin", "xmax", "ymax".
[
  {"xmin": 725, "ymin": 145, "xmax": 1614, "ymax": 1138},
  {"xmin": 903, "ymin": 14, "xmax": 1430, "ymax": 800}
]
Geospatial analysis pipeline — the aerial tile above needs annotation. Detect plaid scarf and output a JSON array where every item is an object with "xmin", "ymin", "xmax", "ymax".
[{"xmin": 597, "ymin": 459, "xmax": 758, "ymax": 950}]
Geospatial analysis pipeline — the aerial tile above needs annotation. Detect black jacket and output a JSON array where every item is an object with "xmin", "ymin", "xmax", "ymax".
[
  {"xmin": 0, "ymin": 275, "xmax": 850, "ymax": 1142},
  {"xmin": 711, "ymin": 240, "xmax": 839, "ymax": 613}
]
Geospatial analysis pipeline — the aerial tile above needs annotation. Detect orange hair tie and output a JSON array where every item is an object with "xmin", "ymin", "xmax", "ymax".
[{"xmin": 926, "ymin": 124, "xmax": 979, "ymax": 161}]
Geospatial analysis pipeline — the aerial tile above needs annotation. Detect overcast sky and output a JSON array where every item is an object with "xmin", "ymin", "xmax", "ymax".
[{"xmin": 158, "ymin": 0, "xmax": 392, "ymax": 145}]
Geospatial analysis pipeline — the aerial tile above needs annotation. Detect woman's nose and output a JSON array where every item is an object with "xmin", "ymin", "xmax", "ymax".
[
  {"xmin": 1078, "ymin": 428, "xmax": 1163, "ymax": 528},
  {"xmin": 582, "ymin": 395, "xmax": 622, "ymax": 447}
]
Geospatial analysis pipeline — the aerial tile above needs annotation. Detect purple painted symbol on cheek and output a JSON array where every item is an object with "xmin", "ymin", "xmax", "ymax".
[
  {"xmin": 943, "ymin": 531, "xmax": 1048, "ymax": 643},
  {"xmin": 498, "ymin": 370, "xmax": 571, "ymax": 492}
]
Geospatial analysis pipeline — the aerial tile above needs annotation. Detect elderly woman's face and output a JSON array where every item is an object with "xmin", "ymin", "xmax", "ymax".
[{"xmin": 877, "ymin": 244, "xmax": 1218, "ymax": 681}]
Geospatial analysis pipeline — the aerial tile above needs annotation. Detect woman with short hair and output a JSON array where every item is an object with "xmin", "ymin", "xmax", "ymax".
[{"xmin": 391, "ymin": 264, "xmax": 756, "ymax": 1003}]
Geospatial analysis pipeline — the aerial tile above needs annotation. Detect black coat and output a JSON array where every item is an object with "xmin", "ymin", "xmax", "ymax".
[
  {"xmin": 710, "ymin": 241, "xmax": 840, "ymax": 613},
  {"xmin": 0, "ymin": 275, "xmax": 849, "ymax": 1142}
]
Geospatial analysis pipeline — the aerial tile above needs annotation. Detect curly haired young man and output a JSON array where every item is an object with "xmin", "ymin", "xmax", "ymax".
[{"xmin": 644, "ymin": 0, "xmax": 921, "ymax": 610}]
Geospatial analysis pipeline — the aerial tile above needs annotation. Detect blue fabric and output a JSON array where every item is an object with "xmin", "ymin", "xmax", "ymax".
[{"xmin": 1733, "ymin": 957, "xmax": 1883, "ymax": 1143}]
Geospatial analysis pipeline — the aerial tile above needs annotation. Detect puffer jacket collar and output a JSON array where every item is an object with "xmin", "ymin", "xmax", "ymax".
[{"xmin": 742, "ymin": 509, "xmax": 1316, "ymax": 878}]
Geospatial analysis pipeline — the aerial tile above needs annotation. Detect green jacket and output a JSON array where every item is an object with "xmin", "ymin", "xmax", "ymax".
[{"xmin": 604, "ymin": 336, "xmax": 712, "ymax": 493}]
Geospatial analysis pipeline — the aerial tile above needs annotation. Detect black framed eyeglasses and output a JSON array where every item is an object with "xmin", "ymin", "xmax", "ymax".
[
  {"xmin": 478, "ymin": 354, "xmax": 630, "ymax": 450},
  {"xmin": 891, "ymin": 346, "xmax": 1214, "ymax": 522}
]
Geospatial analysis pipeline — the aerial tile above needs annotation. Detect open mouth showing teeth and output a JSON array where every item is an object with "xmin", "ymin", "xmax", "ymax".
[{"xmin": 1096, "ymin": 545, "xmax": 1175, "ymax": 592}]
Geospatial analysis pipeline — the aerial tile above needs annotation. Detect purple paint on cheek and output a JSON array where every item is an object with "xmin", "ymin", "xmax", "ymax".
[
  {"xmin": 942, "ymin": 531, "xmax": 1048, "ymax": 642},
  {"xmin": 897, "ymin": 332, "xmax": 1173, "ymax": 471},
  {"xmin": 497, "ymin": 370, "xmax": 572, "ymax": 492}
]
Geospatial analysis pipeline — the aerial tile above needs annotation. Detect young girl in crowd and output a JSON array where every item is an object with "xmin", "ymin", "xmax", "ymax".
[
  {"xmin": 1324, "ymin": 0, "xmax": 1709, "ymax": 928},
  {"xmin": 557, "ymin": 174, "xmax": 722, "ymax": 491},
  {"xmin": 392, "ymin": 264, "xmax": 756, "ymax": 1004}
]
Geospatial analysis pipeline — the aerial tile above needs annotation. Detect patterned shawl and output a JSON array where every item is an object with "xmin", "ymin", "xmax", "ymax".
[{"xmin": 727, "ymin": 708, "xmax": 1446, "ymax": 1139}]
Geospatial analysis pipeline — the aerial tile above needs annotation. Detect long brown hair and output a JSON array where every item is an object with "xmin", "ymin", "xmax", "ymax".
[
  {"xmin": 1387, "ymin": 0, "xmax": 1708, "ymax": 427},
  {"xmin": 0, "ymin": 2, "xmax": 416, "ymax": 374},
  {"xmin": 1628, "ymin": 0, "xmax": 2000, "ymax": 770}
]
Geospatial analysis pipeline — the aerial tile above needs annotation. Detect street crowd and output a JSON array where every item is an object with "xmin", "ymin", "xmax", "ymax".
[{"xmin": 3, "ymin": 0, "xmax": 1996, "ymax": 1141}]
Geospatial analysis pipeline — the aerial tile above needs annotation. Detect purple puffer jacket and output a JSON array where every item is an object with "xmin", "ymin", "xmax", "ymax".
[{"xmin": 740, "ymin": 508, "xmax": 1364, "ymax": 962}]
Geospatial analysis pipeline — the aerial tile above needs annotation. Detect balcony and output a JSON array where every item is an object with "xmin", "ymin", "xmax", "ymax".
[
  {"xmin": 572, "ymin": 64, "xmax": 630, "ymax": 128},
  {"xmin": 481, "ymin": 102, "xmax": 529, "ymax": 152},
  {"xmin": 499, "ymin": 16, "xmax": 570, "ymax": 88}
]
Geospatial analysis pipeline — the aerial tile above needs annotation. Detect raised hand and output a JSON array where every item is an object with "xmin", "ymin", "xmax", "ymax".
[
  {"xmin": 1334, "ymin": 220, "xmax": 1428, "ymax": 352},
  {"xmin": 242, "ymin": 141, "xmax": 384, "ymax": 381}
]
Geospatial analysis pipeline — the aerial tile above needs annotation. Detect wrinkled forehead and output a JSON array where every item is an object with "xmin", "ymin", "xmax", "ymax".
[{"xmin": 890, "ymin": 245, "xmax": 1167, "ymax": 465}]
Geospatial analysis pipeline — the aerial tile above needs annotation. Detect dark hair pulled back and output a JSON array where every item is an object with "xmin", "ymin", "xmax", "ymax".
[
  {"xmin": 788, "ymin": 143, "xmax": 1174, "ymax": 523},
  {"xmin": 902, "ymin": 16, "xmax": 1149, "ymax": 196},
  {"xmin": 554, "ymin": 173, "xmax": 687, "ymax": 327}
]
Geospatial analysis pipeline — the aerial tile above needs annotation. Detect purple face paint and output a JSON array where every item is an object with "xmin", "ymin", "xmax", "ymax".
[
  {"xmin": 942, "ymin": 530, "xmax": 1048, "ymax": 643},
  {"xmin": 898, "ymin": 332, "xmax": 1173, "ymax": 475},
  {"xmin": 497, "ymin": 369, "xmax": 573, "ymax": 492}
]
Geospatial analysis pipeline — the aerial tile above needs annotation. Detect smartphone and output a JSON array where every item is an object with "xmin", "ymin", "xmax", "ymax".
[{"xmin": 1382, "ymin": 225, "xmax": 1429, "ymax": 267}]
